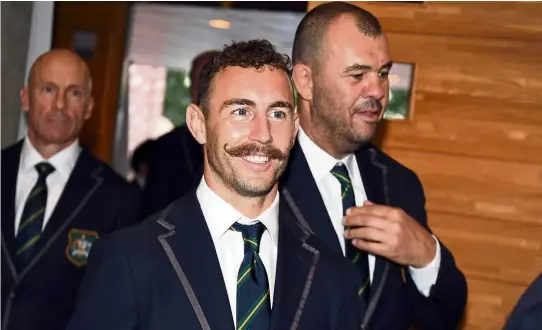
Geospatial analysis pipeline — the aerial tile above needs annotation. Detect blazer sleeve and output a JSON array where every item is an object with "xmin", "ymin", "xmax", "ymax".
[
  {"xmin": 66, "ymin": 234, "xmax": 138, "ymax": 330},
  {"xmin": 503, "ymin": 273, "xmax": 542, "ymax": 330},
  {"xmin": 403, "ymin": 170, "xmax": 468, "ymax": 330}
]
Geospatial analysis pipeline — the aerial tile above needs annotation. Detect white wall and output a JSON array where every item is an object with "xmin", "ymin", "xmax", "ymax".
[{"xmin": 16, "ymin": 1, "xmax": 55, "ymax": 141}]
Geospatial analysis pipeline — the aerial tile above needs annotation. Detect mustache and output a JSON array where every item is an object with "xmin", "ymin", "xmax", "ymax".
[
  {"xmin": 46, "ymin": 108, "xmax": 69, "ymax": 119},
  {"xmin": 353, "ymin": 98, "xmax": 383, "ymax": 112},
  {"xmin": 224, "ymin": 143, "xmax": 288, "ymax": 161}
]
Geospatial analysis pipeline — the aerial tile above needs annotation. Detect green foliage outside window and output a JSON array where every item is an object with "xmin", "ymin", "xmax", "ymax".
[
  {"xmin": 163, "ymin": 68, "xmax": 191, "ymax": 126},
  {"xmin": 383, "ymin": 88, "xmax": 410, "ymax": 120}
]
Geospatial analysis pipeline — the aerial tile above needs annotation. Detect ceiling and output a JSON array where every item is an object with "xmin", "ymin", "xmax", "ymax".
[{"xmin": 128, "ymin": 3, "xmax": 305, "ymax": 70}]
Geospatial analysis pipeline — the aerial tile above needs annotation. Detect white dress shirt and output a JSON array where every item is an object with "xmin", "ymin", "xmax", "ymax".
[
  {"xmin": 15, "ymin": 137, "xmax": 81, "ymax": 235},
  {"xmin": 196, "ymin": 177, "xmax": 279, "ymax": 326},
  {"xmin": 297, "ymin": 127, "xmax": 441, "ymax": 297}
]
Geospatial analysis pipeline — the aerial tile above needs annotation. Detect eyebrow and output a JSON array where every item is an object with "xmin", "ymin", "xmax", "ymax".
[
  {"xmin": 269, "ymin": 100, "xmax": 294, "ymax": 112},
  {"xmin": 41, "ymin": 82, "xmax": 86, "ymax": 89},
  {"xmin": 342, "ymin": 60, "xmax": 393, "ymax": 75},
  {"xmin": 220, "ymin": 98, "xmax": 293, "ymax": 112},
  {"xmin": 220, "ymin": 98, "xmax": 256, "ymax": 111}
]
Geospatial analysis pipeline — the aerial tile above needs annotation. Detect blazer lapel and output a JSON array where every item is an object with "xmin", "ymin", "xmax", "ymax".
[
  {"xmin": 1, "ymin": 141, "xmax": 24, "ymax": 280},
  {"xmin": 270, "ymin": 198, "xmax": 321, "ymax": 330},
  {"xmin": 356, "ymin": 146, "xmax": 391, "ymax": 325},
  {"xmin": 18, "ymin": 147, "xmax": 104, "ymax": 280},
  {"xmin": 281, "ymin": 141, "xmax": 342, "ymax": 254},
  {"xmin": 156, "ymin": 191, "xmax": 234, "ymax": 330}
]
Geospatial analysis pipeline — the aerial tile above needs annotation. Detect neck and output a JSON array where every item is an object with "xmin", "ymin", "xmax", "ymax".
[
  {"xmin": 27, "ymin": 132, "xmax": 76, "ymax": 159},
  {"xmin": 203, "ymin": 167, "xmax": 277, "ymax": 219}
]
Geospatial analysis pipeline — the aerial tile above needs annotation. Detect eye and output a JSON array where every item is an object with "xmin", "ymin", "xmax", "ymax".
[
  {"xmin": 351, "ymin": 73, "xmax": 365, "ymax": 80},
  {"xmin": 232, "ymin": 108, "xmax": 250, "ymax": 116},
  {"xmin": 42, "ymin": 86, "xmax": 54, "ymax": 93},
  {"xmin": 269, "ymin": 110, "xmax": 287, "ymax": 120},
  {"xmin": 71, "ymin": 89, "xmax": 83, "ymax": 98},
  {"xmin": 379, "ymin": 71, "xmax": 390, "ymax": 79}
]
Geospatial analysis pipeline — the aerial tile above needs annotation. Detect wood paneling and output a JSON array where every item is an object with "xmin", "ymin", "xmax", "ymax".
[
  {"xmin": 52, "ymin": 2, "xmax": 129, "ymax": 164},
  {"xmin": 310, "ymin": 1, "xmax": 542, "ymax": 41},
  {"xmin": 309, "ymin": 2, "xmax": 542, "ymax": 329}
]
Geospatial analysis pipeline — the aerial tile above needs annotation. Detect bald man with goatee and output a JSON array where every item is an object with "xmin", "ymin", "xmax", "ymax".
[{"xmin": 1, "ymin": 49, "xmax": 141, "ymax": 330}]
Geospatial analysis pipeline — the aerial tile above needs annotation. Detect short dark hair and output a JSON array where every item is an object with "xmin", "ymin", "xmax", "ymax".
[
  {"xmin": 292, "ymin": 2, "xmax": 382, "ymax": 70},
  {"xmin": 197, "ymin": 39, "xmax": 293, "ymax": 114}
]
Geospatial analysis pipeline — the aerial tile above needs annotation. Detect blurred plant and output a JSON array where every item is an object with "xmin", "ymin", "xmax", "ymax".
[
  {"xmin": 383, "ymin": 88, "xmax": 410, "ymax": 120},
  {"xmin": 163, "ymin": 68, "xmax": 191, "ymax": 126}
]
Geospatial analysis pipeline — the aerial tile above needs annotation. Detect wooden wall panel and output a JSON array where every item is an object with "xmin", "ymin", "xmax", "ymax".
[
  {"xmin": 52, "ymin": 2, "xmax": 129, "ymax": 164},
  {"xmin": 430, "ymin": 212, "xmax": 542, "ymax": 286},
  {"xmin": 387, "ymin": 33, "xmax": 542, "ymax": 105},
  {"xmin": 309, "ymin": 2, "xmax": 542, "ymax": 329},
  {"xmin": 310, "ymin": 1, "xmax": 542, "ymax": 41}
]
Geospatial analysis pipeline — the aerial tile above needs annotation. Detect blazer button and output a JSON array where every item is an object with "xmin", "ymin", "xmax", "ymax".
[{"xmin": 9, "ymin": 292, "xmax": 15, "ymax": 299}]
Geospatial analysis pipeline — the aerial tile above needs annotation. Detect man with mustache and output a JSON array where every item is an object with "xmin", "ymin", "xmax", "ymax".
[
  {"xmin": 280, "ymin": 2, "xmax": 467, "ymax": 329},
  {"xmin": 1, "ymin": 49, "xmax": 141, "ymax": 330},
  {"xmin": 66, "ymin": 39, "xmax": 363, "ymax": 330}
]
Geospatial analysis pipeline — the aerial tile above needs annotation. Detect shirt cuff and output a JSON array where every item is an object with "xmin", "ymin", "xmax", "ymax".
[{"xmin": 408, "ymin": 235, "xmax": 441, "ymax": 297}]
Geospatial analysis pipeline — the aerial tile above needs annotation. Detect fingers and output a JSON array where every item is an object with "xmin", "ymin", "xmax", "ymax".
[
  {"xmin": 350, "ymin": 239, "xmax": 387, "ymax": 257},
  {"xmin": 346, "ymin": 202, "xmax": 405, "ymax": 223},
  {"xmin": 342, "ymin": 213, "xmax": 391, "ymax": 230},
  {"xmin": 345, "ymin": 226, "xmax": 386, "ymax": 243}
]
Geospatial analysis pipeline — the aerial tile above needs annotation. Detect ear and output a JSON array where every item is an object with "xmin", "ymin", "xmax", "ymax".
[
  {"xmin": 20, "ymin": 88, "xmax": 30, "ymax": 112},
  {"xmin": 186, "ymin": 103, "xmax": 207, "ymax": 145},
  {"xmin": 84, "ymin": 96, "xmax": 95, "ymax": 120},
  {"xmin": 292, "ymin": 63, "xmax": 313, "ymax": 102}
]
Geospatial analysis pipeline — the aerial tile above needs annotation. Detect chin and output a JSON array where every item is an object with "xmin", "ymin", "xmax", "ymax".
[{"xmin": 234, "ymin": 177, "xmax": 276, "ymax": 198}]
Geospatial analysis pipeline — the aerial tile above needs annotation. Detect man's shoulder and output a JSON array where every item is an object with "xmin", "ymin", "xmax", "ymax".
[
  {"xmin": 80, "ymin": 149, "xmax": 138, "ymax": 194},
  {"xmin": 1, "ymin": 140, "xmax": 24, "ymax": 160},
  {"xmin": 93, "ymin": 210, "xmax": 164, "ymax": 254},
  {"xmin": 360, "ymin": 143, "xmax": 417, "ymax": 177}
]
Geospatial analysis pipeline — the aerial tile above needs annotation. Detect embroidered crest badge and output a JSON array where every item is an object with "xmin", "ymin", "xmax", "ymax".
[{"xmin": 65, "ymin": 228, "xmax": 99, "ymax": 267}]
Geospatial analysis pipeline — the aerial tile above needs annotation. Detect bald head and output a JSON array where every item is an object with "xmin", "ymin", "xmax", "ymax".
[
  {"xmin": 292, "ymin": 2, "xmax": 382, "ymax": 72},
  {"xmin": 28, "ymin": 49, "xmax": 92, "ymax": 95}
]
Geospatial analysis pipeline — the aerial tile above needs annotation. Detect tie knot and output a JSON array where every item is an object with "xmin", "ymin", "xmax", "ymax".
[
  {"xmin": 231, "ymin": 221, "xmax": 265, "ymax": 254},
  {"xmin": 35, "ymin": 162, "xmax": 55, "ymax": 178},
  {"xmin": 331, "ymin": 163, "xmax": 351, "ymax": 186}
]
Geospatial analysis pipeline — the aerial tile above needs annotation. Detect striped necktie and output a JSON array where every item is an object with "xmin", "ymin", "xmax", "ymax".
[
  {"xmin": 230, "ymin": 221, "xmax": 271, "ymax": 330},
  {"xmin": 15, "ymin": 162, "xmax": 55, "ymax": 272},
  {"xmin": 330, "ymin": 163, "xmax": 371, "ymax": 304}
]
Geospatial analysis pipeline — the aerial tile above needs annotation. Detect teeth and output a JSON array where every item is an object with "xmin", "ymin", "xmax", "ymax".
[{"xmin": 243, "ymin": 155, "xmax": 269, "ymax": 164}]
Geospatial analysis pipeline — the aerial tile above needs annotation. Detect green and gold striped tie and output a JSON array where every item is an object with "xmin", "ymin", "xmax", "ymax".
[
  {"xmin": 230, "ymin": 221, "xmax": 271, "ymax": 330},
  {"xmin": 15, "ymin": 162, "xmax": 55, "ymax": 272},
  {"xmin": 331, "ymin": 163, "xmax": 371, "ymax": 304}
]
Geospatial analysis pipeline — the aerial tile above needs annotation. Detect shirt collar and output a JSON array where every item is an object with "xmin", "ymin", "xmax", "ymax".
[
  {"xmin": 21, "ymin": 136, "xmax": 81, "ymax": 179},
  {"xmin": 297, "ymin": 126, "xmax": 356, "ymax": 182},
  {"xmin": 196, "ymin": 176, "xmax": 279, "ymax": 246}
]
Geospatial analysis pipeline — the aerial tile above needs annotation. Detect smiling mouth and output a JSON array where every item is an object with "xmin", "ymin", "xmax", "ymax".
[{"xmin": 242, "ymin": 154, "xmax": 269, "ymax": 164}]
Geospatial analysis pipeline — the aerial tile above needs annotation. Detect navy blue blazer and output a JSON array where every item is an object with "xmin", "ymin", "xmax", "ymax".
[
  {"xmin": 1, "ymin": 141, "xmax": 141, "ymax": 330},
  {"xmin": 280, "ymin": 141, "xmax": 468, "ymax": 330},
  {"xmin": 504, "ymin": 273, "xmax": 542, "ymax": 330},
  {"xmin": 67, "ymin": 189, "xmax": 363, "ymax": 330},
  {"xmin": 141, "ymin": 124, "xmax": 203, "ymax": 219}
]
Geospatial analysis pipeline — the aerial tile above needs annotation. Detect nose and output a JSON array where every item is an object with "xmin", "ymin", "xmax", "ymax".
[
  {"xmin": 364, "ymin": 72, "xmax": 386, "ymax": 101},
  {"xmin": 55, "ymin": 89, "xmax": 66, "ymax": 110},
  {"xmin": 248, "ymin": 113, "xmax": 272, "ymax": 144}
]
